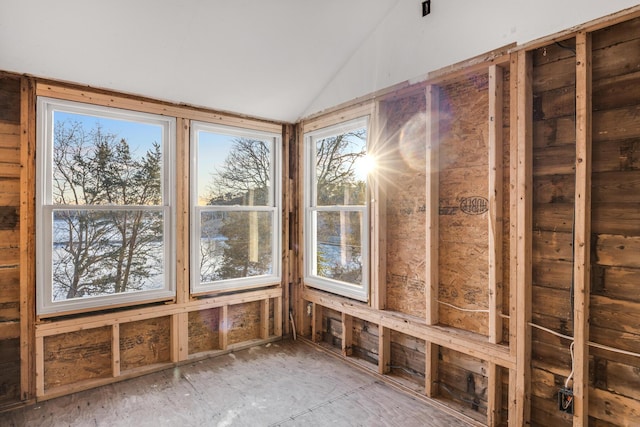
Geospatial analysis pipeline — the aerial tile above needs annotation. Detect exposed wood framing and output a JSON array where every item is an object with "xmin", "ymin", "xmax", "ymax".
[
  {"xmin": 341, "ymin": 312, "xmax": 353, "ymax": 356},
  {"xmin": 303, "ymin": 288, "xmax": 514, "ymax": 369},
  {"xmin": 312, "ymin": 303, "xmax": 323, "ymax": 343},
  {"xmin": 378, "ymin": 326, "xmax": 391, "ymax": 375},
  {"xmin": 175, "ymin": 117, "xmax": 190, "ymax": 305},
  {"xmin": 487, "ymin": 63, "xmax": 504, "ymax": 427},
  {"xmin": 35, "ymin": 83, "xmax": 282, "ymax": 133},
  {"xmin": 425, "ymin": 84, "xmax": 439, "ymax": 327},
  {"xmin": 488, "ymin": 64, "xmax": 504, "ymax": 345},
  {"xmin": 370, "ymin": 101, "xmax": 387, "ymax": 310},
  {"xmin": 282, "ymin": 124, "xmax": 293, "ymax": 336},
  {"xmin": 261, "ymin": 299, "xmax": 270, "ymax": 340},
  {"xmin": 572, "ymin": 30, "xmax": 592, "ymax": 426},
  {"xmin": 507, "ymin": 52, "xmax": 520, "ymax": 427},
  {"xmin": 19, "ymin": 76, "xmax": 36, "ymax": 402},
  {"xmin": 111, "ymin": 324, "xmax": 120, "ymax": 377},
  {"xmin": 425, "ymin": 83, "xmax": 440, "ymax": 400},
  {"xmin": 219, "ymin": 305, "xmax": 228, "ymax": 351},
  {"xmin": 514, "ymin": 49, "xmax": 533, "ymax": 426}
]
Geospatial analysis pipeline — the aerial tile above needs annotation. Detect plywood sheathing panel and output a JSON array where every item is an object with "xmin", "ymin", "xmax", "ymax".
[
  {"xmin": 380, "ymin": 93, "xmax": 427, "ymax": 318},
  {"xmin": 188, "ymin": 308, "xmax": 221, "ymax": 355},
  {"xmin": 43, "ymin": 327, "xmax": 112, "ymax": 391},
  {"xmin": 228, "ymin": 302, "xmax": 261, "ymax": 345},
  {"xmin": 119, "ymin": 317, "xmax": 171, "ymax": 371},
  {"xmin": 437, "ymin": 74, "xmax": 490, "ymax": 335},
  {"xmin": 588, "ymin": 17, "xmax": 640, "ymax": 425}
]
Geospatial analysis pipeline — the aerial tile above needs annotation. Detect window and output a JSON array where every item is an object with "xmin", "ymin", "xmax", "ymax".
[
  {"xmin": 304, "ymin": 117, "xmax": 370, "ymax": 301},
  {"xmin": 190, "ymin": 122, "xmax": 281, "ymax": 293},
  {"xmin": 36, "ymin": 98, "xmax": 175, "ymax": 315}
]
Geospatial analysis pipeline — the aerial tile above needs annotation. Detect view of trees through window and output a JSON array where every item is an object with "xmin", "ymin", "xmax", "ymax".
[
  {"xmin": 309, "ymin": 123, "xmax": 368, "ymax": 291},
  {"xmin": 193, "ymin": 127, "xmax": 279, "ymax": 290},
  {"xmin": 48, "ymin": 112, "xmax": 168, "ymax": 302}
]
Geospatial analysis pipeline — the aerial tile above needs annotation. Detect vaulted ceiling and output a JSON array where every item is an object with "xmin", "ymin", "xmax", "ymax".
[
  {"xmin": 1, "ymin": 1, "xmax": 637, "ymax": 123},
  {"xmin": 0, "ymin": 0, "xmax": 399, "ymax": 122}
]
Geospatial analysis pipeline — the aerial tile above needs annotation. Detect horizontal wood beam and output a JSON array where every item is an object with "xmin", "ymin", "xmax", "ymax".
[
  {"xmin": 36, "ymin": 287, "xmax": 282, "ymax": 337},
  {"xmin": 303, "ymin": 288, "xmax": 514, "ymax": 369}
]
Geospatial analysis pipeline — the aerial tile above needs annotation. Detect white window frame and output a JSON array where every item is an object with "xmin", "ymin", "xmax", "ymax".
[
  {"xmin": 190, "ymin": 121, "xmax": 282, "ymax": 294},
  {"xmin": 36, "ymin": 97, "xmax": 176, "ymax": 316},
  {"xmin": 304, "ymin": 116, "xmax": 370, "ymax": 302}
]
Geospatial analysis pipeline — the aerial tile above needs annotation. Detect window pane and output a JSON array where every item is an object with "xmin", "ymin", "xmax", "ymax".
[
  {"xmin": 315, "ymin": 210, "xmax": 363, "ymax": 285},
  {"xmin": 315, "ymin": 126, "xmax": 367, "ymax": 206},
  {"xmin": 52, "ymin": 209, "xmax": 165, "ymax": 301},
  {"xmin": 52, "ymin": 111, "xmax": 163, "ymax": 206},
  {"xmin": 199, "ymin": 210, "xmax": 273, "ymax": 282},
  {"xmin": 197, "ymin": 131, "xmax": 272, "ymax": 207}
]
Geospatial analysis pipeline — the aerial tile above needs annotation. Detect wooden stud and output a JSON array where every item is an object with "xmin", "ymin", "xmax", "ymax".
[
  {"xmin": 370, "ymin": 101, "xmax": 387, "ymax": 310},
  {"xmin": 261, "ymin": 299, "xmax": 270, "ymax": 340},
  {"xmin": 487, "ymin": 363, "xmax": 502, "ymax": 427},
  {"xmin": 112, "ymin": 324, "xmax": 120, "ymax": 377},
  {"xmin": 572, "ymin": 30, "xmax": 592, "ymax": 427},
  {"xmin": 425, "ymin": 83, "xmax": 440, "ymax": 402},
  {"xmin": 507, "ymin": 52, "xmax": 520, "ymax": 427},
  {"xmin": 282, "ymin": 124, "xmax": 292, "ymax": 337},
  {"xmin": 378, "ymin": 326, "xmax": 391, "ymax": 375},
  {"xmin": 175, "ymin": 117, "xmax": 190, "ymax": 305},
  {"xmin": 274, "ymin": 297, "xmax": 283, "ymax": 337},
  {"xmin": 19, "ymin": 76, "xmax": 36, "ymax": 402},
  {"xmin": 514, "ymin": 49, "xmax": 533, "ymax": 427},
  {"xmin": 35, "ymin": 336, "xmax": 44, "ymax": 397},
  {"xmin": 219, "ymin": 305, "xmax": 228, "ymax": 350},
  {"xmin": 425, "ymin": 84, "xmax": 439, "ymax": 326},
  {"xmin": 171, "ymin": 312, "xmax": 189, "ymax": 362},
  {"xmin": 425, "ymin": 342, "xmax": 439, "ymax": 398},
  {"xmin": 487, "ymin": 63, "xmax": 504, "ymax": 427},
  {"xmin": 341, "ymin": 312, "xmax": 353, "ymax": 357},
  {"xmin": 488, "ymin": 64, "xmax": 504, "ymax": 345},
  {"xmin": 312, "ymin": 302, "xmax": 323, "ymax": 343}
]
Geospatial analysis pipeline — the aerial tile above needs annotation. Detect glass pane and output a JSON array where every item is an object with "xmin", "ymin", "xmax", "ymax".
[
  {"xmin": 199, "ymin": 210, "xmax": 273, "ymax": 282},
  {"xmin": 52, "ymin": 111, "xmax": 163, "ymax": 206},
  {"xmin": 315, "ymin": 126, "xmax": 367, "ymax": 206},
  {"xmin": 52, "ymin": 210, "xmax": 165, "ymax": 301},
  {"xmin": 315, "ymin": 210, "xmax": 363, "ymax": 285},
  {"xmin": 197, "ymin": 131, "xmax": 272, "ymax": 207}
]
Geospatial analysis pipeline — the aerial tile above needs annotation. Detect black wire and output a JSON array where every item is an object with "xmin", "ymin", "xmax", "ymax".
[{"xmin": 555, "ymin": 41, "xmax": 576, "ymax": 55}]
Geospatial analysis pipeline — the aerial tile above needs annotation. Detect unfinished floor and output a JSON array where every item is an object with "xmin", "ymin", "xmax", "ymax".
[{"xmin": 1, "ymin": 340, "xmax": 471, "ymax": 427}]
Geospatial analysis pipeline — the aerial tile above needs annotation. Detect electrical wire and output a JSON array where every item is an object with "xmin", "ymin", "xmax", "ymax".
[
  {"xmin": 564, "ymin": 341, "xmax": 575, "ymax": 388},
  {"xmin": 437, "ymin": 300, "xmax": 489, "ymax": 313}
]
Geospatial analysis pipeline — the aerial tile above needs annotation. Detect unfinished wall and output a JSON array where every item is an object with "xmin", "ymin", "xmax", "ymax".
[
  {"xmin": 588, "ymin": 16, "xmax": 640, "ymax": 425},
  {"xmin": 0, "ymin": 74, "xmax": 21, "ymax": 406},
  {"xmin": 530, "ymin": 36, "xmax": 577, "ymax": 426}
]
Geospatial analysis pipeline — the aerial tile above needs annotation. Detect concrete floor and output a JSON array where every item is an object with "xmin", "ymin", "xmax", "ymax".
[{"xmin": 1, "ymin": 340, "xmax": 472, "ymax": 427}]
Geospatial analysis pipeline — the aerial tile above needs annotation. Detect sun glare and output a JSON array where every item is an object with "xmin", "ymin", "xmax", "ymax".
[{"xmin": 355, "ymin": 154, "xmax": 376, "ymax": 180}]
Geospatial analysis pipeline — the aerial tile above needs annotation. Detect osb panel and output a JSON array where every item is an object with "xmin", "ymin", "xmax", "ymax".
[
  {"xmin": 381, "ymin": 93, "xmax": 427, "ymax": 318},
  {"xmin": 228, "ymin": 301, "xmax": 260, "ymax": 345},
  {"xmin": 120, "ymin": 317, "xmax": 171, "ymax": 371},
  {"xmin": 438, "ymin": 74, "xmax": 490, "ymax": 334},
  {"xmin": 188, "ymin": 308, "xmax": 221, "ymax": 355},
  {"xmin": 0, "ymin": 338, "xmax": 20, "ymax": 404},
  {"xmin": 44, "ymin": 327, "xmax": 111, "ymax": 390}
]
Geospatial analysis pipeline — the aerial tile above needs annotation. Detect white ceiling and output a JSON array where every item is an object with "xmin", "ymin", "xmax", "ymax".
[
  {"xmin": 0, "ymin": 0, "xmax": 399, "ymax": 123},
  {"xmin": 1, "ymin": 1, "xmax": 638, "ymax": 123}
]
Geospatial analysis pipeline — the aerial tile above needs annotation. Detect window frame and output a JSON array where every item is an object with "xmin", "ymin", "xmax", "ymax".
[
  {"xmin": 304, "ymin": 116, "xmax": 370, "ymax": 302},
  {"xmin": 36, "ymin": 97, "xmax": 176, "ymax": 316},
  {"xmin": 189, "ymin": 121, "xmax": 282, "ymax": 295}
]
